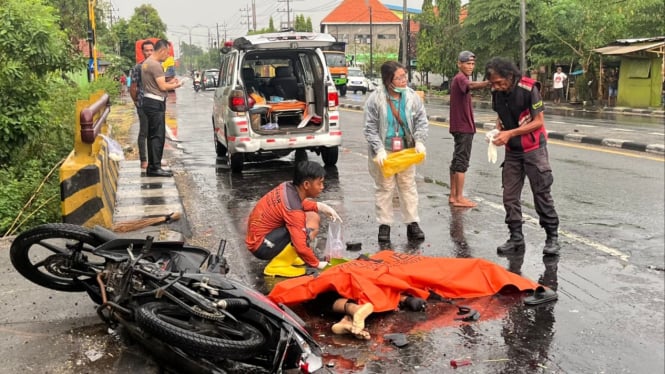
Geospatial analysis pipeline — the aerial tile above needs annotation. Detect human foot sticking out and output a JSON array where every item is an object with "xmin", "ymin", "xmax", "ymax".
[
  {"xmin": 351, "ymin": 303, "xmax": 374, "ymax": 334},
  {"xmin": 452, "ymin": 198, "xmax": 477, "ymax": 208},
  {"xmin": 331, "ymin": 315, "xmax": 371, "ymax": 340},
  {"xmin": 331, "ymin": 299, "xmax": 374, "ymax": 335},
  {"xmin": 450, "ymin": 173, "xmax": 477, "ymax": 208}
]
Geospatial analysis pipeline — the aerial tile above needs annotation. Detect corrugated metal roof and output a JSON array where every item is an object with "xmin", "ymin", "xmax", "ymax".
[
  {"xmin": 593, "ymin": 41, "xmax": 665, "ymax": 55},
  {"xmin": 614, "ymin": 36, "xmax": 665, "ymax": 44}
]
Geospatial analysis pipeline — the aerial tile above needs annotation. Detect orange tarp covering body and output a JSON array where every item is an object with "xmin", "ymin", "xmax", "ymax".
[{"xmin": 268, "ymin": 250, "xmax": 540, "ymax": 313}]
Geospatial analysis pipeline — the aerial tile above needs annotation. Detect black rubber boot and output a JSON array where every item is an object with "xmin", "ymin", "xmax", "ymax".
[
  {"xmin": 542, "ymin": 227, "xmax": 561, "ymax": 255},
  {"xmin": 378, "ymin": 224, "xmax": 391, "ymax": 243},
  {"xmin": 406, "ymin": 222, "xmax": 425, "ymax": 241},
  {"xmin": 497, "ymin": 226, "xmax": 525, "ymax": 254}
]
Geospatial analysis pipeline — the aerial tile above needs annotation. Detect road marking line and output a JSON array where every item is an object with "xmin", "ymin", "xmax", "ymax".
[
  {"xmin": 459, "ymin": 198, "xmax": 631, "ymax": 262},
  {"xmin": 547, "ymin": 140, "xmax": 665, "ymax": 161}
]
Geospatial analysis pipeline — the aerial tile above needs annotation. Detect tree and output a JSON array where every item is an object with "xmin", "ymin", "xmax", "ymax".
[
  {"xmin": 531, "ymin": 0, "xmax": 665, "ymax": 70},
  {"xmin": 435, "ymin": 0, "xmax": 463, "ymax": 80},
  {"xmin": 123, "ymin": 5, "xmax": 167, "ymax": 62},
  {"xmin": 0, "ymin": 0, "xmax": 75, "ymax": 164},
  {"xmin": 294, "ymin": 14, "xmax": 306, "ymax": 31},
  {"xmin": 415, "ymin": 0, "xmax": 441, "ymax": 80},
  {"xmin": 461, "ymin": 0, "xmax": 525, "ymax": 68},
  {"xmin": 293, "ymin": 15, "xmax": 313, "ymax": 32},
  {"xmin": 416, "ymin": 0, "xmax": 463, "ymax": 84},
  {"xmin": 46, "ymin": 0, "xmax": 101, "ymax": 43}
]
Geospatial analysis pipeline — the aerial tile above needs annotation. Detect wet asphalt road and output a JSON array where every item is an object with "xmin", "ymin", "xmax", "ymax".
[
  {"xmin": 1, "ymin": 85, "xmax": 662, "ymax": 373},
  {"xmin": 169, "ymin": 87, "xmax": 664, "ymax": 373}
]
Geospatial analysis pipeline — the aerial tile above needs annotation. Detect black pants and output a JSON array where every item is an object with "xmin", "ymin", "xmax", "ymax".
[
  {"xmin": 142, "ymin": 98, "xmax": 166, "ymax": 170},
  {"xmin": 501, "ymin": 147, "xmax": 559, "ymax": 228},
  {"xmin": 450, "ymin": 132, "xmax": 474, "ymax": 173},
  {"xmin": 136, "ymin": 105, "xmax": 149, "ymax": 162}
]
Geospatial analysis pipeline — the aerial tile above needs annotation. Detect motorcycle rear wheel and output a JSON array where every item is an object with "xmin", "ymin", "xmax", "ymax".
[
  {"xmin": 10, "ymin": 223, "xmax": 104, "ymax": 292},
  {"xmin": 136, "ymin": 301, "xmax": 266, "ymax": 360}
]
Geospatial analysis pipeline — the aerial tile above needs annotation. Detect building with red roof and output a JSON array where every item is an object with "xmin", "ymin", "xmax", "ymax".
[{"xmin": 320, "ymin": 0, "xmax": 405, "ymax": 69}]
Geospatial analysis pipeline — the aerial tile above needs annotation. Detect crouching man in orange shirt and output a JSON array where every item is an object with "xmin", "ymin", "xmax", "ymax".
[{"xmin": 245, "ymin": 161, "xmax": 342, "ymax": 277}]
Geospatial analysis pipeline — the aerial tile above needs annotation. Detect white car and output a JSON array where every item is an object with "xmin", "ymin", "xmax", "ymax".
[
  {"xmin": 347, "ymin": 67, "xmax": 369, "ymax": 94},
  {"xmin": 212, "ymin": 31, "xmax": 342, "ymax": 173}
]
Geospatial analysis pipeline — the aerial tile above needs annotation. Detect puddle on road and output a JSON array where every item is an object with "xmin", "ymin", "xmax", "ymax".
[{"xmin": 283, "ymin": 292, "xmax": 559, "ymax": 372}]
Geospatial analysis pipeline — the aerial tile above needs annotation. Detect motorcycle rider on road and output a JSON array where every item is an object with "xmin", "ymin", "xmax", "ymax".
[{"xmin": 193, "ymin": 71, "xmax": 201, "ymax": 91}]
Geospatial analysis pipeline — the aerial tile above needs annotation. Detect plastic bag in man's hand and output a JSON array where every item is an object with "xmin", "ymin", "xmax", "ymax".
[
  {"xmin": 324, "ymin": 220, "xmax": 344, "ymax": 260},
  {"xmin": 485, "ymin": 129, "xmax": 499, "ymax": 163}
]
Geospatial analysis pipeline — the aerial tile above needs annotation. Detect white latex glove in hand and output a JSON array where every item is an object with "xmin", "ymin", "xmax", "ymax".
[
  {"xmin": 317, "ymin": 261, "xmax": 329, "ymax": 270},
  {"xmin": 374, "ymin": 148, "xmax": 387, "ymax": 167},
  {"xmin": 415, "ymin": 141, "xmax": 426, "ymax": 154},
  {"xmin": 317, "ymin": 202, "xmax": 342, "ymax": 222},
  {"xmin": 485, "ymin": 129, "xmax": 500, "ymax": 143},
  {"xmin": 486, "ymin": 129, "xmax": 499, "ymax": 163}
]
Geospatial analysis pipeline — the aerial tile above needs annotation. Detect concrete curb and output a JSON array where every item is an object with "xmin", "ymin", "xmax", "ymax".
[
  {"xmin": 424, "ymin": 96, "xmax": 665, "ymax": 118},
  {"xmin": 338, "ymin": 103, "xmax": 664, "ymax": 155}
]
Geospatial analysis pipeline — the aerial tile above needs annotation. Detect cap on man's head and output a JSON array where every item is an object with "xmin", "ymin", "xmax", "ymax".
[{"xmin": 458, "ymin": 51, "xmax": 476, "ymax": 62}]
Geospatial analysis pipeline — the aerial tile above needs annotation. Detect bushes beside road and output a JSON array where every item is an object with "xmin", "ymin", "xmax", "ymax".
[
  {"xmin": 0, "ymin": 0, "xmax": 126, "ymax": 236},
  {"xmin": 0, "ymin": 76, "xmax": 122, "ymax": 237}
]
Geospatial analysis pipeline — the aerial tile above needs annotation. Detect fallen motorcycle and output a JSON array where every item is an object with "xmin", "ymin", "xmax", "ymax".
[{"xmin": 9, "ymin": 223, "xmax": 323, "ymax": 373}]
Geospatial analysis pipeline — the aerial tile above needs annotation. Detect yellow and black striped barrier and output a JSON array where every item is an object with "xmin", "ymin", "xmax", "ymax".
[{"xmin": 60, "ymin": 91, "xmax": 118, "ymax": 228}]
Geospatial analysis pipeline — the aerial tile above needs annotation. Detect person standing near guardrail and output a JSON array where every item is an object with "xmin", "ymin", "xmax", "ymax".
[
  {"xmin": 140, "ymin": 39, "xmax": 183, "ymax": 177},
  {"xmin": 130, "ymin": 40, "xmax": 154, "ymax": 170}
]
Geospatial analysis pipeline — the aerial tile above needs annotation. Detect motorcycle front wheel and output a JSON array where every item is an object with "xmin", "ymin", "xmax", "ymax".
[
  {"xmin": 136, "ymin": 301, "xmax": 266, "ymax": 360},
  {"xmin": 10, "ymin": 223, "xmax": 105, "ymax": 292}
]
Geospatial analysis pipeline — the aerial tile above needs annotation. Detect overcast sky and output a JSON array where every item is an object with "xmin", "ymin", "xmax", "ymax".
[{"xmin": 110, "ymin": 0, "xmax": 427, "ymax": 49}]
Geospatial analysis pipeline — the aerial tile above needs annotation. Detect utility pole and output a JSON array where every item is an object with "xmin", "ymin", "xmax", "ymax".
[
  {"xmin": 277, "ymin": 0, "xmax": 292, "ymax": 30},
  {"xmin": 86, "ymin": 0, "xmax": 99, "ymax": 81},
  {"xmin": 369, "ymin": 6, "xmax": 373, "ymax": 79},
  {"xmin": 216, "ymin": 23, "xmax": 220, "ymax": 49},
  {"xmin": 252, "ymin": 0, "xmax": 257, "ymax": 31},
  {"xmin": 240, "ymin": 6, "xmax": 251, "ymax": 32},
  {"xmin": 520, "ymin": 0, "xmax": 527, "ymax": 74},
  {"xmin": 401, "ymin": 0, "xmax": 408, "ymax": 68}
]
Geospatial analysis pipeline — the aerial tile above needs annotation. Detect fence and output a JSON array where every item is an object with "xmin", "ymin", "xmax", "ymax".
[{"xmin": 59, "ymin": 91, "xmax": 118, "ymax": 227}]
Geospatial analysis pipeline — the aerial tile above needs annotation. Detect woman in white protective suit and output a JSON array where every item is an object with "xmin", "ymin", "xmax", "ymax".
[{"xmin": 363, "ymin": 61, "xmax": 429, "ymax": 245}]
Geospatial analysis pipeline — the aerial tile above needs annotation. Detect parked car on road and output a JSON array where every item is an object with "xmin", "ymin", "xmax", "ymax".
[
  {"xmin": 202, "ymin": 69, "xmax": 219, "ymax": 90},
  {"xmin": 347, "ymin": 67, "xmax": 369, "ymax": 94},
  {"xmin": 212, "ymin": 31, "xmax": 342, "ymax": 173}
]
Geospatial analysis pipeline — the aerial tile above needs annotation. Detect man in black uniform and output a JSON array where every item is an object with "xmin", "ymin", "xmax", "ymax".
[{"xmin": 485, "ymin": 57, "xmax": 560, "ymax": 256}]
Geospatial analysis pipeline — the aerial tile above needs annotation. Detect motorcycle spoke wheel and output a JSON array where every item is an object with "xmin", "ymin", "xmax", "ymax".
[
  {"xmin": 10, "ymin": 223, "xmax": 105, "ymax": 292},
  {"xmin": 136, "ymin": 301, "xmax": 266, "ymax": 360}
]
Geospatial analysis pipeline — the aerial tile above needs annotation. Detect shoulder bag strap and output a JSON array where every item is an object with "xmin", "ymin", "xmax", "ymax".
[{"xmin": 386, "ymin": 96, "xmax": 409, "ymax": 134}]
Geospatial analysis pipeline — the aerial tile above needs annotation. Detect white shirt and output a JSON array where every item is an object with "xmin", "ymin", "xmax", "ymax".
[{"xmin": 553, "ymin": 72, "xmax": 567, "ymax": 89}]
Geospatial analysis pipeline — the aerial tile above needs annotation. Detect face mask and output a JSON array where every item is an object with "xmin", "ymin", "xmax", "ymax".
[{"xmin": 392, "ymin": 86, "xmax": 407, "ymax": 94}]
